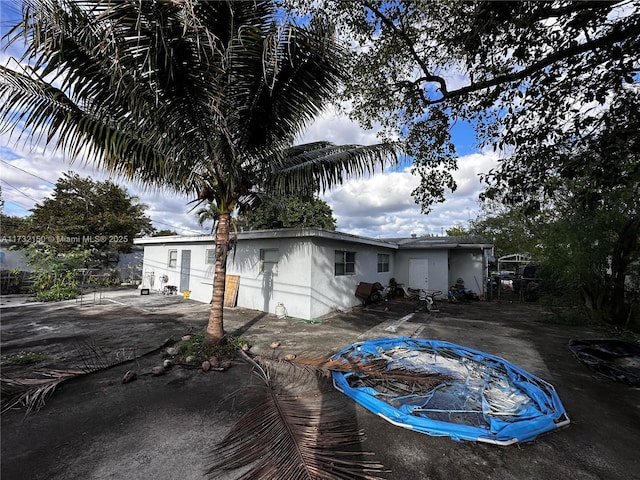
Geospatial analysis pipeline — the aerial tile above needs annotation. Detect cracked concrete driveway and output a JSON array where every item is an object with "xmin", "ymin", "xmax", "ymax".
[{"xmin": 1, "ymin": 289, "xmax": 639, "ymax": 479}]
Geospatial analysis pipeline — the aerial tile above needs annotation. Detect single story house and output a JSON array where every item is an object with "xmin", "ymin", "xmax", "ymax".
[{"xmin": 134, "ymin": 228, "xmax": 493, "ymax": 321}]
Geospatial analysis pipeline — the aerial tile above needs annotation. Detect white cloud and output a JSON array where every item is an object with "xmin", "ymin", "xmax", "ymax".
[
  {"xmin": 1, "ymin": 107, "xmax": 496, "ymax": 238},
  {"xmin": 0, "ymin": 2, "xmax": 495, "ymax": 239},
  {"xmin": 321, "ymin": 149, "xmax": 498, "ymax": 238},
  {"xmin": 297, "ymin": 106, "xmax": 381, "ymax": 146}
]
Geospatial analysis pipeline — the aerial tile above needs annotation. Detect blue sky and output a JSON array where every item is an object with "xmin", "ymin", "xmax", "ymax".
[{"xmin": 0, "ymin": 2, "xmax": 497, "ymax": 238}]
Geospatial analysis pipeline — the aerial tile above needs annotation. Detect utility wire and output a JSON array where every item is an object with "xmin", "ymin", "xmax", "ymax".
[
  {"xmin": 4, "ymin": 200, "xmax": 31, "ymax": 212},
  {"xmin": 0, "ymin": 159, "xmax": 56, "ymax": 185},
  {"xmin": 0, "ymin": 179, "xmax": 41, "ymax": 203},
  {"xmin": 0, "ymin": 160, "xmax": 205, "ymax": 235},
  {"xmin": 151, "ymin": 218, "xmax": 205, "ymax": 235}
]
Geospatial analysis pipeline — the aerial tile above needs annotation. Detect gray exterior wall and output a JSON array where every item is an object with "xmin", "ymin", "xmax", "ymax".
[
  {"xmin": 228, "ymin": 236, "xmax": 314, "ymax": 320},
  {"xmin": 448, "ymin": 249, "xmax": 486, "ymax": 293}
]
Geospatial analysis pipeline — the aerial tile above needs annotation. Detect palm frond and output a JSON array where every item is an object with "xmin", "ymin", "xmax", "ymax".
[
  {"xmin": 74, "ymin": 339, "xmax": 139, "ymax": 373},
  {"xmin": 266, "ymin": 141, "xmax": 399, "ymax": 195},
  {"xmin": 0, "ymin": 65, "xmax": 175, "ymax": 184},
  {"xmin": 0, "ymin": 369, "xmax": 84, "ymax": 414},
  {"xmin": 0, "ymin": 338, "xmax": 170, "ymax": 415},
  {"xmin": 207, "ymin": 351, "xmax": 388, "ymax": 480},
  {"xmin": 228, "ymin": 18, "xmax": 346, "ymax": 155},
  {"xmin": 282, "ymin": 351, "xmax": 453, "ymax": 392},
  {"xmin": 2, "ymin": 0, "xmax": 400, "ymax": 207}
]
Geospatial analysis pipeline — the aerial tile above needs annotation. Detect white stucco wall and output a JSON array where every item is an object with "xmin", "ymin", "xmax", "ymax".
[
  {"xmin": 139, "ymin": 238, "xmax": 216, "ymax": 303},
  {"xmin": 448, "ymin": 249, "xmax": 486, "ymax": 295},
  {"xmin": 394, "ymin": 249, "xmax": 449, "ymax": 294},
  {"xmin": 135, "ymin": 230, "xmax": 493, "ymax": 319},
  {"xmin": 226, "ymin": 236, "xmax": 396, "ymax": 320},
  {"xmin": 226, "ymin": 237, "xmax": 313, "ymax": 320},
  {"xmin": 309, "ymin": 238, "xmax": 396, "ymax": 319}
]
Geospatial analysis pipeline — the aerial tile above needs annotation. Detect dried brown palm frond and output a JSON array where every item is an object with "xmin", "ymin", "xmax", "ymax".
[
  {"xmin": 327, "ymin": 356, "xmax": 452, "ymax": 390},
  {"xmin": 0, "ymin": 369, "xmax": 85, "ymax": 414},
  {"xmin": 1, "ymin": 339, "xmax": 172, "ymax": 415},
  {"xmin": 206, "ymin": 351, "xmax": 388, "ymax": 480},
  {"xmin": 1, "ymin": 342, "xmax": 122, "ymax": 415},
  {"xmin": 263, "ymin": 351, "xmax": 336, "ymax": 379},
  {"xmin": 74, "ymin": 340, "xmax": 139, "ymax": 373},
  {"xmin": 282, "ymin": 351, "xmax": 453, "ymax": 390}
]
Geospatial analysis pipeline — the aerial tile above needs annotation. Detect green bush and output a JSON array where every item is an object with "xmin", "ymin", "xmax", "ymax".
[
  {"xmin": 171, "ymin": 334, "xmax": 251, "ymax": 362},
  {"xmin": 1, "ymin": 351, "xmax": 48, "ymax": 366},
  {"xmin": 35, "ymin": 284, "xmax": 80, "ymax": 302}
]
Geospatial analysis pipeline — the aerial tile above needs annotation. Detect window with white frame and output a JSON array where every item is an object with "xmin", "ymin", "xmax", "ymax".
[
  {"xmin": 335, "ymin": 250, "xmax": 356, "ymax": 276},
  {"xmin": 260, "ymin": 248, "xmax": 279, "ymax": 274},
  {"xmin": 377, "ymin": 253, "xmax": 390, "ymax": 273},
  {"xmin": 168, "ymin": 249, "xmax": 178, "ymax": 268},
  {"xmin": 205, "ymin": 249, "xmax": 215, "ymax": 265}
]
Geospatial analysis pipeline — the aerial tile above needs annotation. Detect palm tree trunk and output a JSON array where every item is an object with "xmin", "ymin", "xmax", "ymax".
[{"xmin": 206, "ymin": 212, "xmax": 231, "ymax": 344}]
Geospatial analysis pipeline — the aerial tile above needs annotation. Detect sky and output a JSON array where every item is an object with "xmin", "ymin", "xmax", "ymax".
[{"xmin": 0, "ymin": 2, "xmax": 499, "ymax": 239}]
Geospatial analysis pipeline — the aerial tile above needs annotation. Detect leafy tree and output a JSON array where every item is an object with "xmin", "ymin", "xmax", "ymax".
[
  {"xmin": 0, "ymin": 186, "xmax": 29, "ymax": 239},
  {"xmin": 445, "ymin": 225, "xmax": 468, "ymax": 237},
  {"xmin": 152, "ymin": 229, "xmax": 178, "ymax": 237},
  {"xmin": 241, "ymin": 194, "xmax": 337, "ymax": 230},
  {"xmin": 0, "ymin": 214, "xmax": 29, "ymax": 240},
  {"xmin": 468, "ymin": 201, "xmax": 545, "ymax": 261},
  {"xmin": 290, "ymin": 0, "xmax": 639, "ymax": 326},
  {"xmin": 0, "ymin": 0, "xmax": 396, "ymax": 345},
  {"xmin": 525, "ymin": 127, "xmax": 639, "ymax": 326},
  {"xmin": 287, "ymin": 0, "xmax": 639, "ymax": 210},
  {"xmin": 495, "ymin": 84, "xmax": 638, "ymax": 326},
  {"xmin": 25, "ymin": 248, "xmax": 92, "ymax": 301},
  {"xmin": 23, "ymin": 172, "xmax": 154, "ymax": 255}
]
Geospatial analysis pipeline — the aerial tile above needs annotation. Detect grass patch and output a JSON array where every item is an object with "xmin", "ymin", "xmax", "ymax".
[
  {"xmin": 170, "ymin": 334, "xmax": 251, "ymax": 363},
  {"xmin": 589, "ymin": 324, "xmax": 640, "ymax": 346},
  {"xmin": 1, "ymin": 351, "xmax": 48, "ymax": 367},
  {"xmin": 538, "ymin": 296, "xmax": 640, "ymax": 345},
  {"xmin": 538, "ymin": 295, "xmax": 593, "ymax": 326}
]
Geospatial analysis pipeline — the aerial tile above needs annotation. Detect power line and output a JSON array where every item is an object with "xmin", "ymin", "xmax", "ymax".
[
  {"xmin": 0, "ymin": 162, "xmax": 203, "ymax": 234},
  {"xmin": 0, "ymin": 159, "xmax": 56, "ymax": 185},
  {"xmin": 4, "ymin": 200, "xmax": 31, "ymax": 212},
  {"xmin": 151, "ymin": 218, "xmax": 204, "ymax": 235},
  {"xmin": 0, "ymin": 179, "xmax": 41, "ymax": 204}
]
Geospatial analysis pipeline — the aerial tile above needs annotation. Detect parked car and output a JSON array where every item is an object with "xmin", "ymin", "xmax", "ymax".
[{"xmin": 513, "ymin": 265, "xmax": 538, "ymax": 293}]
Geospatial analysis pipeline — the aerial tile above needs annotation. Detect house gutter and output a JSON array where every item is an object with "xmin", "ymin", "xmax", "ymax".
[{"xmin": 133, "ymin": 228, "xmax": 399, "ymax": 249}]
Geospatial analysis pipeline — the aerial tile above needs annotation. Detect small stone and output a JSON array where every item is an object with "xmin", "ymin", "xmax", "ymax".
[
  {"xmin": 220, "ymin": 360, "xmax": 232, "ymax": 370},
  {"xmin": 202, "ymin": 360, "xmax": 211, "ymax": 371},
  {"xmin": 181, "ymin": 335, "xmax": 192, "ymax": 342},
  {"xmin": 166, "ymin": 347, "xmax": 178, "ymax": 356},
  {"xmin": 270, "ymin": 341, "xmax": 280, "ymax": 349},
  {"xmin": 185, "ymin": 355, "xmax": 196, "ymax": 364},
  {"xmin": 241, "ymin": 343, "xmax": 250, "ymax": 351},
  {"xmin": 208, "ymin": 357, "xmax": 219, "ymax": 368},
  {"xmin": 163, "ymin": 359, "xmax": 172, "ymax": 369},
  {"xmin": 122, "ymin": 370, "xmax": 137, "ymax": 384},
  {"xmin": 151, "ymin": 366, "xmax": 165, "ymax": 376},
  {"xmin": 284, "ymin": 354, "xmax": 296, "ymax": 361}
]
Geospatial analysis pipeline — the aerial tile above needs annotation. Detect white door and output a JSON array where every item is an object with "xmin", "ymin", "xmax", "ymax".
[{"xmin": 409, "ymin": 259, "xmax": 429, "ymax": 289}]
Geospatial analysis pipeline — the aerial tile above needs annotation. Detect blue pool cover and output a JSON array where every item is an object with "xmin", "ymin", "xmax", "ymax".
[{"xmin": 331, "ymin": 337, "xmax": 570, "ymax": 445}]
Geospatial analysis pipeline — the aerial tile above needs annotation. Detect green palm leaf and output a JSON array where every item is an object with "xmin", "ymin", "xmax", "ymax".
[
  {"xmin": 270, "ymin": 142, "xmax": 399, "ymax": 194},
  {"xmin": 1, "ymin": 0, "xmax": 399, "ymax": 343}
]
